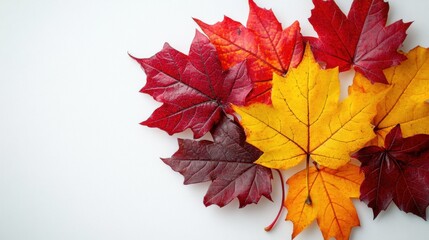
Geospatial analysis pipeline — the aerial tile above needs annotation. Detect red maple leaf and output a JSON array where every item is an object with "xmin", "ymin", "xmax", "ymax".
[
  {"xmin": 353, "ymin": 125, "xmax": 429, "ymax": 219},
  {"xmin": 194, "ymin": 0, "xmax": 303, "ymax": 103},
  {"xmin": 131, "ymin": 31, "xmax": 252, "ymax": 138},
  {"xmin": 308, "ymin": 0, "xmax": 411, "ymax": 84},
  {"xmin": 162, "ymin": 116, "xmax": 273, "ymax": 208}
]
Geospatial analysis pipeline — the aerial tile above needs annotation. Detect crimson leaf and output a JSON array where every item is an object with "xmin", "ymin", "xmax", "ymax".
[
  {"xmin": 353, "ymin": 125, "xmax": 429, "ymax": 219},
  {"xmin": 162, "ymin": 116, "xmax": 273, "ymax": 208},
  {"xmin": 308, "ymin": 0, "xmax": 411, "ymax": 83},
  {"xmin": 131, "ymin": 31, "xmax": 252, "ymax": 138}
]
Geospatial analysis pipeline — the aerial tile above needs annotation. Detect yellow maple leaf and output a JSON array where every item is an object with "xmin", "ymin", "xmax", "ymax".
[
  {"xmin": 233, "ymin": 45, "xmax": 386, "ymax": 169},
  {"xmin": 349, "ymin": 46, "xmax": 429, "ymax": 144},
  {"xmin": 285, "ymin": 163, "xmax": 363, "ymax": 240}
]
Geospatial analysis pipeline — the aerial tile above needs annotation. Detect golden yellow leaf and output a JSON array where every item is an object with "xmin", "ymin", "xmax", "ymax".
[
  {"xmin": 349, "ymin": 46, "xmax": 429, "ymax": 143},
  {"xmin": 285, "ymin": 163, "xmax": 363, "ymax": 240},
  {"xmin": 233, "ymin": 45, "xmax": 386, "ymax": 169}
]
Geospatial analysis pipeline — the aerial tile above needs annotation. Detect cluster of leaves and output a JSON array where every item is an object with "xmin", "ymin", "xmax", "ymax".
[{"xmin": 131, "ymin": 0, "xmax": 429, "ymax": 239}]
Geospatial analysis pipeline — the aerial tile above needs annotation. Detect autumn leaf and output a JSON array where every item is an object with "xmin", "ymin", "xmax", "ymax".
[
  {"xmin": 285, "ymin": 163, "xmax": 363, "ymax": 240},
  {"xmin": 353, "ymin": 125, "xmax": 429, "ymax": 219},
  {"xmin": 133, "ymin": 0, "xmax": 429, "ymax": 238},
  {"xmin": 233, "ymin": 45, "xmax": 386, "ymax": 170},
  {"xmin": 308, "ymin": 0, "xmax": 411, "ymax": 84},
  {"xmin": 195, "ymin": 0, "xmax": 303, "ymax": 103},
  {"xmin": 349, "ymin": 46, "xmax": 429, "ymax": 144},
  {"xmin": 162, "ymin": 116, "xmax": 272, "ymax": 208},
  {"xmin": 131, "ymin": 31, "xmax": 252, "ymax": 138}
]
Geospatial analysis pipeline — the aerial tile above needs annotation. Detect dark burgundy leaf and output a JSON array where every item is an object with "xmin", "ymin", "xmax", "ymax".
[
  {"xmin": 353, "ymin": 125, "xmax": 429, "ymax": 219},
  {"xmin": 162, "ymin": 116, "xmax": 272, "ymax": 208}
]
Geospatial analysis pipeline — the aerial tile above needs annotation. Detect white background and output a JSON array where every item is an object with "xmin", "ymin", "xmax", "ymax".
[{"xmin": 1, "ymin": 0, "xmax": 428, "ymax": 239}]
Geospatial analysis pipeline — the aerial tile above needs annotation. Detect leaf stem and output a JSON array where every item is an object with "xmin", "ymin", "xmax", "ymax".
[
  {"xmin": 264, "ymin": 169, "xmax": 285, "ymax": 232},
  {"xmin": 305, "ymin": 155, "xmax": 312, "ymax": 205}
]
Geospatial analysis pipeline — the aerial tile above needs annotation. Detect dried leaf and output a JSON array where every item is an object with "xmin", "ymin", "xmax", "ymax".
[
  {"xmin": 195, "ymin": 0, "xmax": 303, "ymax": 103},
  {"xmin": 131, "ymin": 31, "xmax": 252, "ymax": 138},
  {"xmin": 234, "ymin": 45, "xmax": 386, "ymax": 170},
  {"xmin": 162, "ymin": 116, "xmax": 273, "ymax": 208},
  {"xmin": 353, "ymin": 125, "xmax": 429, "ymax": 219},
  {"xmin": 286, "ymin": 164, "xmax": 363, "ymax": 240},
  {"xmin": 349, "ymin": 46, "xmax": 429, "ymax": 144},
  {"xmin": 308, "ymin": 0, "xmax": 411, "ymax": 83}
]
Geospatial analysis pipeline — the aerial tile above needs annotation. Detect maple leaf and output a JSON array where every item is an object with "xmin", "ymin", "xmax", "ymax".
[
  {"xmin": 162, "ymin": 116, "xmax": 273, "ymax": 208},
  {"xmin": 131, "ymin": 31, "xmax": 252, "ymax": 138},
  {"xmin": 308, "ymin": 0, "xmax": 411, "ymax": 84},
  {"xmin": 194, "ymin": 0, "xmax": 303, "ymax": 103},
  {"xmin": 285, "ymin": 163, "xmax": 363, "ymax": 240},
  {"xmin": 353, "ymin": 125, "xmax": 429, "ymax": 219},
  {"xmin": 233, "ymin": 45, "xmax": 386, "ymax": 170},
  {"xmin": 349, "ymin": 46, "xmax": 429, "ymax": 144}
]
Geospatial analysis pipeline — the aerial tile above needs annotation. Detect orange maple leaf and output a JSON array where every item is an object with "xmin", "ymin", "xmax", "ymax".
[{"xmin": 285, "ymin": 163, "xmax": 363, "ymax": 240}]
